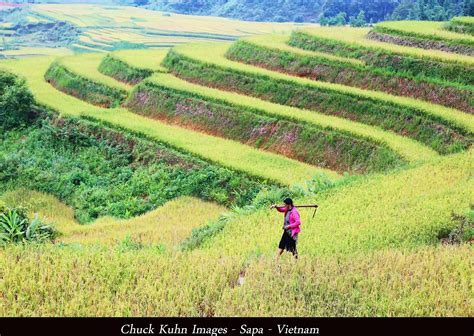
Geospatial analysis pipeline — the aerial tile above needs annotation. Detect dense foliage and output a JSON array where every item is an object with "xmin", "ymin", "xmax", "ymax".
[
  {"xmin": 0, "ymin": 70, "xmax": 35, "ymax": 129},
  {"xmin": 0, "ymin": 112, "xmax": 271, "ymax": 223}
]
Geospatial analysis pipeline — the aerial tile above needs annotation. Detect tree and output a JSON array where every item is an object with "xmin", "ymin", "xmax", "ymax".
[
  {"xmin": 463, "ymin": 0, "xmax": 474, "ymax": 15},
  {"xmin": 349, "ymin": 10, "xmax": 367, "ymax": 27},
  {"xmin": 0, "ymin": 72, "xmax": 35, "ymax": 129}
]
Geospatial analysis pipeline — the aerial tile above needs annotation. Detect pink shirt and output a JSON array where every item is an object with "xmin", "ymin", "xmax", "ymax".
[{"xmin": 276, "ymin": 206, "xmax": 301, "ymax": 237}]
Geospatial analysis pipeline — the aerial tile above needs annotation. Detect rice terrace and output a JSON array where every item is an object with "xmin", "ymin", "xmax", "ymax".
[{"xmin": 0, "ymin": 1, "xmax": 473, "ymax": 319}]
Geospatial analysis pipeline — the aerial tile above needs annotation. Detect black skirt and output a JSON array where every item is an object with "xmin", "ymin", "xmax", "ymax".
[{"xmin": 278, "ymin": 231, "xmax": 297, "ymax": 253}]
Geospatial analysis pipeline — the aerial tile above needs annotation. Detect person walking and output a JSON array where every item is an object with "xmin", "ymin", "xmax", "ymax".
[{"xmin": 271, "ymin": 198, "xmax": 301, "ymax": 260}]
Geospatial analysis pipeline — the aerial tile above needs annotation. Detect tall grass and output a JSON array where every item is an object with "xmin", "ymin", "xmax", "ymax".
[
  {"xmin": 1, "ymin": 190, "xmax": 225, "ymax": 248},
  {"xmin": 201, "ymin": 149, "xmax": 474, "ymax": 257}
]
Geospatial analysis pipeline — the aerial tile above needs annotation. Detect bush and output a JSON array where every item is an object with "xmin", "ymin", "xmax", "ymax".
[
  {"xmin": 289, "ymin": 31, "xmax": 474, "ymax": 86},
  {"xmin": 0, "ymin": 71, "xmax": 35, "ymax": 129}
]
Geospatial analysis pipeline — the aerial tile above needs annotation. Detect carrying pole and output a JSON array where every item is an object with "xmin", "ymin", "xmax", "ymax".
[{"xmin": 272, "ymin": 204, "xmax": 319, "ymax": 218}]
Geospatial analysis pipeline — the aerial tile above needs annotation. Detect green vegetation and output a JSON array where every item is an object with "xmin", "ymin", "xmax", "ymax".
[
  {"xmin": 1, "ymin": 58, "xmax": 328, "ymax": 186},
  {"xmin": 215, "ymin": 246, "xmax": 473, "ymax": 316},
  {"xmin": 0, "ymin": 70, "xmax": 35, "ymax": 129},
  {"xmin": 372, "ymin": 21, "xmax": 474, "ymax": 56},
  {"xmin": 127, "ymin": 80, "xmax": 405, "ymax": 174},
  {"xmin": 163, "ymin": 45, "xmax": 472, "ymax": 155},
  {"xmin": 227, "ymin": 37, "xmax": 474, "ymax": 112},
  {"xmin": 45, "ymin": 60, "xmax": 128, "ymax": 108},
  {"xmin": 0, "ymin": 202, "xmax": 57, "ymax": 245},
  {"xmin": 374, "ymin": 21, "xmax": 474, "ymax": 46},
  {"xmin": 1, "ymin": 18, "xmax": 473, "ymax": 317},
  {"xmin": 145, "ymin": 73, "xmax": 439, "ymax": 164},
  {"xmin": 0, "ymin": 7, "xmax": 80, "ymax": 53},
  {"xmin": 110, "ymin": 49, "xmax": 168, "ymax": 72},
  {"xmin": 1, "ymin": 189, "xmax": 226, "ymax": 248},
  {"xmin": 446, "ymin": 16, "xmax": 474, "ymax": 35},
  {"xmin": 0, "ymin": 111, "xmax": 271, "ymax": 223},
  {"xmin": 290, "ymin": 29, "xmax": 474, "ymax": 86},
  {"xmin": 98, "ymin": 54, "xmax": 154, "ymax": 84}
]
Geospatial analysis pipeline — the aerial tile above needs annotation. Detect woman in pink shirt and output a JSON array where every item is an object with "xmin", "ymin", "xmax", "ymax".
[{"xmin": 271, "ymin": 198, "xmax": 301, "ymax": 260}]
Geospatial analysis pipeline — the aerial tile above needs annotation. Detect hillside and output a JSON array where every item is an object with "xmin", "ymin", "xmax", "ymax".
[
  {"xmin": 0, "ymin": 4, "xmax": 305, "ymax": 58},
  {"xmin": 0, "ymin": 19, "xmax": 473, "ymax": 317}
]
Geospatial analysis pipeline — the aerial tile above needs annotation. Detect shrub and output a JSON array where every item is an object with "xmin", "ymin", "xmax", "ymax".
[{"xmin": 0, "ymin": 70, "xmax": 35, "ymax": 129}]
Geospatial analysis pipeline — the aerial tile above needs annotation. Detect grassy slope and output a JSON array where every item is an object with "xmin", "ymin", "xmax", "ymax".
[
  {"xmin": 202, "ymin": 149, "xmax": 474, "ymax": 257},
  {"xmin": 59, "ymin": 53, "xmax": 131, "ymax": 91},
  {"xmin": 44, "ymin": 54, "xmax": 354, "ymax": 176},
  {"xmin": 299, "ymin": 26, "xmax": 474, "ymax": 66},
  {"xmin": 0, "ymin": 150, "xmax": 472, "ymax": 316},
  {"xmin": 145, "ymin": 73, "xmax": 437, "ymax": 163},
  {"xmin": 170, "ymin": 42, "xmax": 474, "ymax": 135},
  {"xmin": 0, "ymin": 190, "xmax": 225, "ymax": 248},
  {"xmin": 0, "ymin": 58, "xmax": 331, "ymax": 185}
]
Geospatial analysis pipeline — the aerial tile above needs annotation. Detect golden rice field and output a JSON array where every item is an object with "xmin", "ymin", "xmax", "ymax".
[
  {"xmin": 0, "ymin": 17, "xmax": 473, "ymax": 317},
  {"xmin": 168, "ymin": 41, "xmax": 474, "ymax": 134},
  {"xmin": 300, "ymin": 26, "xmax": 474, "ymax": 65},
  {"xmin": 1, "ymin": 190, "xmax": 225, "ymax": 248},
  {"xmin": 2, "ymin": 4, "xmax": 308, "ymax": 57},
  {"xmin": 375, "ymin": 20, "xmax": 474, "ymax": 43}
]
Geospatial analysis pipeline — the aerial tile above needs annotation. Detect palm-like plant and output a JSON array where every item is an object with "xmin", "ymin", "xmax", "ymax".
[
  {"xmin": 0, "ymin": 210, "xmax": 27, "ymax": 244},
  {"xmin": 0, "ymin": 208, "xmax": 56, "ymax": 245}
]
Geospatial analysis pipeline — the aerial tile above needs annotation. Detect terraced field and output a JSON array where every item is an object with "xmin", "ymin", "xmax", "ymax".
[
  {"xmin": 0, "ymin": 20, "xmax": 473, "ymax": 317},
  {"xmin": 0, "ymin": 3, "xmax": 306, "ymax": 58},
  {"xmin": 372, "ymin": 21, "xmax": 474, "ymax": 56}
]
